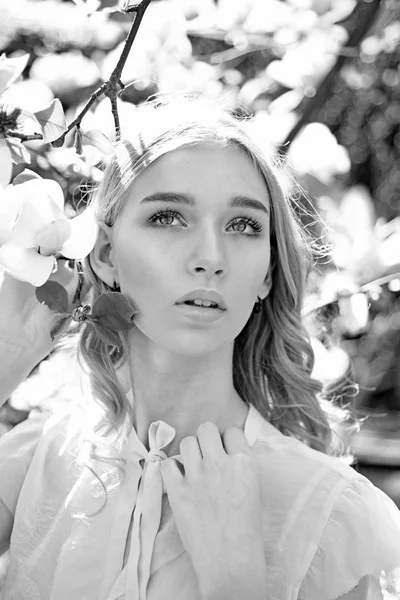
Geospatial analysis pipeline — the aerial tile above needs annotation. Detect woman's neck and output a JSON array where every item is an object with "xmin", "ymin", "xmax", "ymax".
[{"xmin": 126, "ymin": 338, "xmax": 248, "ymax": 454}]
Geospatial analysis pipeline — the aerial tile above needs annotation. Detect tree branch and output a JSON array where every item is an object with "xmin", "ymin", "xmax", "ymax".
[
  {"xmin": 52, "ymin": 0, "xmax": 153, "ymax": 148},
  {"xmin": 210, "ymin": 45, "xmax": 271, "ymax": 67},
  {"xmin": 111, "ymin": 0, "xmax": 152, "ymax": 82},
  {"xmin": 109, "ymin": 95, "xmax": 121, "ymax": 141},
  {"xmin": 52, "ymin": 84, "xmax": 106, "ymax": 147},
  {"xmin": 6, "ymin": 131, "xmax": 43, "ymax": 142}
]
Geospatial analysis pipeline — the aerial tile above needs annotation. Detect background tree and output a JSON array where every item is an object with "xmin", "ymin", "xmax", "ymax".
[{"xmin": 0, "ymin": 0, "xmax": 399, "ymax": 501}]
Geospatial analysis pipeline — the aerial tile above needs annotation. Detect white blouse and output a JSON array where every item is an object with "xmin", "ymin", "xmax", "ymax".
[{"xmin": 0, "ymin": 402, "xmax": 399, "ymax": 600}]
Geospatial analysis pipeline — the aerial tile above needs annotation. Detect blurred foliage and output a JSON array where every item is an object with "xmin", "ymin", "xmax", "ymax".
[
  {"xmin": 1, "ymin": 0, "xmax": 397, "ymax": 206},
  {"xmin": 1, "ymin": 0, "xmax": 400, "ymax": 435},
  {"xmin": 317, "ymin": 0, "xmax": 400, "ymax": 221}
]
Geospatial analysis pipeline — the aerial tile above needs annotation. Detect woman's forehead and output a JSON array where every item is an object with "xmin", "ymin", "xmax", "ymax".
[{"xmin": 128, "ymin": 142, "xmax": 270, "ymax": 206}]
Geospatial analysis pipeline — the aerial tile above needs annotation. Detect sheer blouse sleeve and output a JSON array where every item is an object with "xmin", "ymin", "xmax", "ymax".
[
  {"xmin": 0, "ymin": 412, "xmax": 51, "ymax": 516},
  {"xmin": 298, "ymin": 478, "xmax": 400, "ymax": 600}
]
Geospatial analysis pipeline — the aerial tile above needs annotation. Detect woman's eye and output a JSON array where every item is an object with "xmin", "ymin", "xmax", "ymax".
[
  {"xmin": 228, "ymin": 218, "xmax": 263, "ymax": 235},
  {"xmin": 146, "ymin": 210, "xmax": 263, "ymax": 235},
  {"xmin": 147, "ymin": 209, "xmax": 186, "ymax": 227}
]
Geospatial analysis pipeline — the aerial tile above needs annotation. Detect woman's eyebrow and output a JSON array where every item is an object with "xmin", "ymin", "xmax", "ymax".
[{"xmin": 139, "ymin": 192, "xmax": 269, "ymax": 215}]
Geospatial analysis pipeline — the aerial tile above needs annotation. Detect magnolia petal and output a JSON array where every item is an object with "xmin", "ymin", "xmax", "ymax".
[
  {"xmin": 13, "ymin": 169, "xmax": 42, "ymax": 186},
  {"xmin": 60, "ymin": 205, "xmax": 99, "ymax": 259},
  {"xmin": 82, "ymin": 129, "xmax": 114, "ymax": 155},
  {"xmin": 18, "ymin": 178, "xmax": 65, "ymax": 214},
  {"xmin": 34, "ymin": 99, "xmax": 67, "ymax": 143},
  {"xmin": 0, "ymin": 185, "xmax": 23, "ymax": 245},
  {"xmin": 12, "ymin": 198, "xmax": 50, "ymax": 248},
  {"xmin": 0, "ymin": 178, "xmax": 65, "ymax": 249},
  {"xmin": 0, "ymin": 53, "xmax": 30, "ymax": 96},
  {"xmin": 7, "ymin": 137, "xmax": 31, "ymax": 166},
  {"xmin": 12, "ymin": 181, "xmax": 66, "ymax": 248},
  {"xmin": 0, "ymin": 217, "xmax": 16, "ymax": 246},
  {"xmin": 35, "ymin": 218, "xmax": 72, "ymax": 255},
  {"xmin": 0, "ymin": 242, "xmax": 55, "ymax": 286},
  {"xmin": 0, "ymin": 137, "xmax": 12, "ymax": 192}
]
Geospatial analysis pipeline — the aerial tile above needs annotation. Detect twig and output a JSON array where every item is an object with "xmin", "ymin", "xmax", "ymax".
[
  {"xmin": 303, "ymin": 271, "xmax": 400, "ymax": 316},
  {"xmin": 187, "ymin": 26, "xmax": 269, "ymax": 47},
  {"xmin": 52, "ymin": 85, "xmax": 106, "ymax": 147},
  {"xmin": 52, "ymin": 0, "xmax": 153, "ymax": 147},
  {"xmin": 111, "ymin": 0, "xmax": 152, "ymax": 81},
  {"xmin": 209, "ymin": 45, "xmax": 271, "ymax": 66},
  {"xmin": 109, "ymin": 96, "xmax": 121, "ymax": 141},
  {"xmin": 6, "ymin": 131, "xmax": 43, "ymax": 142},
  {"xmin": 360, "ymin": 272, "xmax": 400, "ymax": 293}
]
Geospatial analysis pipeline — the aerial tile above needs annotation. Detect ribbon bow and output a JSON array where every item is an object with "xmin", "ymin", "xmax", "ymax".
[{"xmin": 107, "ymin": 420, "xmax": 179, "ymax": 600}]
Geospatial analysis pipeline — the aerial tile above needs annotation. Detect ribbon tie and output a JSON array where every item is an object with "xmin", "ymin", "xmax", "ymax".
[
  {"xmin": 146, "ymin": 448, "xmax": 168, "ymax": 463},
  {"xmin": 107, "ymin": 420, "xmax": 178, "ymax": 600}
]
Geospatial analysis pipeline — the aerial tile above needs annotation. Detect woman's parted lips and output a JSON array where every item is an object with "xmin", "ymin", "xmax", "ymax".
[{"xmin": 176, "ymin": 288, "xmax": 227, "ymax": 310}]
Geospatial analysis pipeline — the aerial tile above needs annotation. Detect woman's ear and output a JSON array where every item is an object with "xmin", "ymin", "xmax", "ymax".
[
  {"xmin": 260, "ymin": 269, "xmax": 273, "ymax": 300},
  {"xmin": 90, "ymin": 223, "xmax": 117, "ymax": 287}
]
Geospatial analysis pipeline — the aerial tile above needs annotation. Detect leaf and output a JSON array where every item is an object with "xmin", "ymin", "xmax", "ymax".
[
  {"xmin": 34, "ymin": 99, "xmax": 67, "ymax": 143},
  {"xmin": 0, "ymin": 53, "xmax": 30, "ymax": 96},
  {"xmin": 0, "ymin": 137, "xmax": 12, "ymax": 192},
  {"xmin": 12, "ymin": 169, "xmax": 42, "ymax": 185},
  {"xmin": 91, "ymin": 321, "xmax": 123, "ymax": 348},
  {"xmin": 36, "ymin": 280, "xmax": 69, "ymax": 313},
  {"xmin": 50, "ymin": 314, "xmax": 72, "ymax": 341},
  {"xmin": 92, "ymin": 291, "xmax": 137, "ymax": 330},
  {"xmin": 6, "ymin": 138, "xmax": 31, "ymax": 166},
  {"xmin": 119, "ymin": 0, "xmax": 142, "ymax": 12},
  {"xmin": 82, "ymin": 129, "xmax": 114, "ymax": 155},
  {"xmin": 51, "ymin": 137, "xmax": 65, "ymax": 148},
  {"xmin": 18, "ymin": 110, "xmax": 42, "ymax": 134},
  {"xmin": 74, "ymin": 128, "xmax": 83, "ymax": 155}
]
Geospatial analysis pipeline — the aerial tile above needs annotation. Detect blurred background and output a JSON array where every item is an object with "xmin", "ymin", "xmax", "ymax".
[{"xmin": 0, "ymin": 0, "xmax": 399, "ymax": 517}]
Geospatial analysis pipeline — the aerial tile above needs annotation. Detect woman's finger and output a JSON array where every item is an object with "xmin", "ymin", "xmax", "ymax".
[
  {"xmin": 196, "ymin": 421, "xmax": 225, "ymax": 461},
  {"xmin": 160, "ymin": 457, "xmax": 184, "ymax": 494},
  {"xmin": 180, "ymin": 435, "xmax": 203, "ymax": 471},
  {"xmin": 222, "ymin": 426, "xmax": 251, "ymax": 455}
]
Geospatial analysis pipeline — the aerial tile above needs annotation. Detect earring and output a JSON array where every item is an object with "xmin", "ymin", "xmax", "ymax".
[
  {"xmin": 111, "ymin": 281, "xmax": 120, "ymax": 292},
  {"xmin": 254, "ymin": 296, "xmax": 262, "ymax": 313}
]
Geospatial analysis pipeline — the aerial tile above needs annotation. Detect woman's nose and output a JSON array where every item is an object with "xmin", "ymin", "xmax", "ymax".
[{"xmin": 187, "ymin": 225, "xmax": 227, "ymax": 277}]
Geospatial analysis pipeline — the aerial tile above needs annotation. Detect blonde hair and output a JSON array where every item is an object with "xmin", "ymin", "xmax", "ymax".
[{"xmin": 78, "ymin": 93, "xmax": 356, "ymax": 473}]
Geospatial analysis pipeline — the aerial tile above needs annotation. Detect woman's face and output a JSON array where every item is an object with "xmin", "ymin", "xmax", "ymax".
[{"xmin": 104, "ymin": 142, "xmax": 272, "ymax": 355}]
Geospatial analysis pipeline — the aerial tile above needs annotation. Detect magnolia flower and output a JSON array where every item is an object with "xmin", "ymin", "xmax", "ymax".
[{"xmin": 0, "ymin": 175, "xmax": 98, "ymax": 286}]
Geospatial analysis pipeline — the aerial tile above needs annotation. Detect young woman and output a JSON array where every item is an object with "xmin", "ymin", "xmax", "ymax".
[{"xmin": 0, "ymin": 95, "xmax": 399, "ymax": 600}]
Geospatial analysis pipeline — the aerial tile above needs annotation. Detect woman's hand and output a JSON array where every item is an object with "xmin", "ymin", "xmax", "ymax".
[
  {"xmin": 160, "ymin": 422, "xmax": 268, "ymax": 600},
  {"xmin": 0, "ymin": 262, "xmax": 80, "ymax": 404},
  {"xmin": 0, "ymin": 261, "xmax": 79, "ymax": 352}
]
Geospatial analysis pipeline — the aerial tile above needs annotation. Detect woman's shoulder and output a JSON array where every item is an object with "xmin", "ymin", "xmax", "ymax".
[
  {"xmin": 0, "ymin": 406, "xmax": 82, "ymax": 516},
  {"xmin": 297, "ymin": 474, "xmax": 400, "ymax": 599},
  {"xmin": 0, "ymin": 411, "xmax": 72, "ymax": 515},
  {"xmin": 0, "ymin": 407, "xmax": 71, "ymax": 463},
  {"xmin": 249, "ymin": 404, "xmax": 399, "ymax": 531},
  {"xmin": 0, "ymin": 405, "xmax": 79, "ymax": 451},
  {"xmin": 248, "ymin": 403, "xmax": 359, "ymax": 487},
  {"xmin": 247, "ymin": 404, "xmax": 400, "ymax": 598}
]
